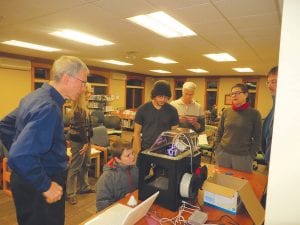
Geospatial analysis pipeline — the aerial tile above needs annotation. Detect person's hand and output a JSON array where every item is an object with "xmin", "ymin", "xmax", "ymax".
[
  {"xmin": 191, "ymin": 121, "xmax": 201, "ymax": 130},
  {"xmin": 79, "ymin": 144, "xmax": 89, "ymax": 155},
  {"xmin": 96, "ymin": 146, "xmax": 107, "ymax": 152},
  {"xmin": 42, "ymin": 181, "xmax": 63, "ymax": 204},
  {"xmin": 179, "ymin": 116, "xmax": 187, "ymax": 123},
  {"xmin": 187, "ymin": 116, "xmax": 197, "ymax": 123}
]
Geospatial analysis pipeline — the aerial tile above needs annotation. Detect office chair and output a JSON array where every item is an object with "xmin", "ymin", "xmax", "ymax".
[
  {"xmin": 91, "ymin": 110, "xmax": 105, "ymax": 128},
  {"xmin": 89, "ymin": 111, "xmax": 110, "ymax": 163},
  {"xmin": 90, "ymin": 126, "xmax": 109, "ymax": 164},
  {"xmin": 104, "ymin": 115, "xmax": 121, "ymax": 130}
]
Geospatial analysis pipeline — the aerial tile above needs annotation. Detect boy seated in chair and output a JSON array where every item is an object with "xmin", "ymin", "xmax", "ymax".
[{"xmin": 96, "ymin": 138, "xmax": 138, "ymax": 212}]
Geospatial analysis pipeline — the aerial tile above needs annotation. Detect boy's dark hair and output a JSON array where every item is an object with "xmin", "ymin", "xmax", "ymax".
[
  {"xmin": 151, "ymin": 80, "xmax": 172, "ymax": 99},
  {"xmin": 111, "ymin": 138, "xmax": 132, "ymax": 159},
  {"xmin": 231, "ymin": 83, "xmax": 249, "ymax": 93},
  {"xmin": 267, "ymin": 66, "xmax": 278, "ymax": 77}
]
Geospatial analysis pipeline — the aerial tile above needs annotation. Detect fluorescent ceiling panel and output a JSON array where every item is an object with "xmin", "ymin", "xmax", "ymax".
[
  {"xmin": 233, "ymin": 67, "xmax": 254, "ymax": 72},
  {"xmin": 100, "ymin": 60, "xmax": 133, "ymax": 66},
  {"xmin": 187, "ymin": 68, "xmax": 208, "ymax": 73},
  {"xmin": 145, "ymin": 56, "xmax": 177, "ymax": 64},
  {"xmin": 127, "ymin": 11, "xmax": 196, "ymax": 38},
  {"xmin": 204, "ymin": 53, "xmax": 237, "ymax": 62},
  {"xmin": 150, "ymin": 70, "xmax": 171, "ymax": 73},
  {"xmin": 50, "ymin": 29, "xmax": 114, "ymax": 46},
  {"xmin": 1, "ymin": 40, "xmax": 60, "ymax": 52}
]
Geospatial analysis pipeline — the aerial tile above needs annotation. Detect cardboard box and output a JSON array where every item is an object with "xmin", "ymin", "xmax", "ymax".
[{"xmin": 202, "ymin": 173, "xmax": 265, "ymax": 225}]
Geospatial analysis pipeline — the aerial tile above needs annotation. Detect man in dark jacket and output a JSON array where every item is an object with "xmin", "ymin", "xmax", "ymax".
[
  {"xmin": 261, "ymin": 66, "xmax": 278, "ymax": 209},
  {"xmin": 262, "ymin": 66, "xmax": 278, "ymax": 166},
  {"xmin": 8, "ymin": 55, "xmax": 89, "ymax": 225}
]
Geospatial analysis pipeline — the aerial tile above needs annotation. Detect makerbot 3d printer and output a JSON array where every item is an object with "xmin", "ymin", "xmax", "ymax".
[{"xmin": 138, "ymin": 128, "xmax": 201, "ymax": 211}]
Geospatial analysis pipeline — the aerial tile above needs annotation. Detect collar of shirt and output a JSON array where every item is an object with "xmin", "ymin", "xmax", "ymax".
[
  {"xmin": 41, "ymin": 83, "xmax": 65, "ymax": 107},
  {"xmin": 178, "ymin": 98, "xmax": 195, "ymax": 106}
]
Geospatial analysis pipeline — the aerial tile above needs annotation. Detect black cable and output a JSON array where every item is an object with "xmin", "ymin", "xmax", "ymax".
[{"xmin": 206, "ymin": 214, "xmax": 239, "ymax": 225}]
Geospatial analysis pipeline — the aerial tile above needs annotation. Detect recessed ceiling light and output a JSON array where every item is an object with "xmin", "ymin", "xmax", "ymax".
[
  {"xmin": 1, "ymin": 40, "xmax": 60, "ymax": 52},
  {"xmin": 127, "ymin": 11, "xmax": 196, "ymax": 38},
  {"xmin": 187, "ymin": 68, "xmax": 208, "ymax": 73},
  {"xmin": 145, "ymin": 57, "xmax": 177, "ymax": 64},
  {"xmin": 233, "ymin": 67, "xmax": 254, "ymax": 72},
  {"xmin": 100, "ymin": 60, "xmax": 133, "ymax": 66},
  {"xmin": 204, "ymin": 53, "xmax": 237, "ymax": 62},
  {"xmin": 150, "ymin": 70, "xmax": 171, "ymax": 74},
  {"xmin": 50, "ymin": 29, "xmax": 114, "ymax": 46}
]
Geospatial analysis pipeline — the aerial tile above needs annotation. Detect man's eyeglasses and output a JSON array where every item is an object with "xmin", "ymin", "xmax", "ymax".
[
  {"xmin": 230, "ymin": 91, "xmax": 244, "ymax": 97},
  {"xmin": 266, "ymin": 80, "xmax": 277, "ymax": 85},
  {"xmin": 72, "ymin": 76, "xmax": 87, "ymax": 87}
]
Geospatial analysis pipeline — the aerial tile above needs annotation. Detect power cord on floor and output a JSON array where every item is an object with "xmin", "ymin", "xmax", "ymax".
[{"xmin": 205, "ymin": 214, "xmax": 239, "ymax": 225}]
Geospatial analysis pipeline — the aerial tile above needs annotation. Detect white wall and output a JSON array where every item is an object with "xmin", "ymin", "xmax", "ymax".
[{"xmin": 265, "ymin": 0, "xmax": 300, "ymax": 224}]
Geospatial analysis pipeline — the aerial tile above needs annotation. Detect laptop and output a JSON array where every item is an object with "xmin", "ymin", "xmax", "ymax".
[{"xmin": 84, "ymin": 191, "xmax": 159, "ymax": 225}]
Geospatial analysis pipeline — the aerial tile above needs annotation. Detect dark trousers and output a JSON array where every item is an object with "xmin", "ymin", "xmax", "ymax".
[{"xmin": 11, "ymin": 171, "xmax": 67, "ymax": 225}]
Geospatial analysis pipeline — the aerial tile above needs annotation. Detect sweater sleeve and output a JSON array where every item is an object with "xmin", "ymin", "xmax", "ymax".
[
  {"xmin": 214, "ymin": 112, "xmax": 225, "ymax": 150},
  {"xmin": 71, "ymin": 110, "xmax": 88, "ymax": 143},
  {"xmin": 95, "ymin": 172, "xmax": 116, "ymax": 212}
]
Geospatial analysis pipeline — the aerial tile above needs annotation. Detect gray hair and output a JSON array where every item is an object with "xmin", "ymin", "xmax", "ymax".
[
  {"xmin": 183, "ymin": 81, "xmax": 197, "ymax": 91},
  {"xmin": 50, "ymin": 55, "xmax": 89, "ymax": 81}
]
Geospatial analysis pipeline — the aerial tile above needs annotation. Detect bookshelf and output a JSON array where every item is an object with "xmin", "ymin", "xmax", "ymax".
[{"xmin": 88, "ymin": 95, "xmax": 115, "ymax": 113}]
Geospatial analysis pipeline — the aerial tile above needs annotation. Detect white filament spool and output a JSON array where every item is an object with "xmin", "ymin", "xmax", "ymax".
[{"xmin": 180, "ymin": 173, "xmax": 193, "ymax": 198}]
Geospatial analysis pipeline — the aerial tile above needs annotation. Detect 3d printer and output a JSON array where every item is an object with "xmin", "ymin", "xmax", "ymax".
[{"xmin": 138, "ymin": 128, "xmax": 201, "ymax": 211}]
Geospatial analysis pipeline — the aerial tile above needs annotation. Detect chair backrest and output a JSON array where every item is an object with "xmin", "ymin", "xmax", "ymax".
[
  {"xmin": 90, "ymin": 125, "xmax": 109, "ymax": 147},
  {"xmin": 104, "ymin": 115, "xmax": 121, "ymax": 130},
  {"xmin": 91, "ymin": 110, "xmax": 105, "ymax": 127}
]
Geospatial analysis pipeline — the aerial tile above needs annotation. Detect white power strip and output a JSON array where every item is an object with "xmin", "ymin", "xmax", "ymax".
[{"xmin": 187, "ymin": 210, "xmax": 208, "ymax": 225}]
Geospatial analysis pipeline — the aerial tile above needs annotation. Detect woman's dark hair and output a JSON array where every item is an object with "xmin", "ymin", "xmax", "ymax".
[
  {"xmin": 231, "ymin": 83, "xmax": 249, "ymax": 93},
  {"xmin": 111, "ymin": 138, "xmax": 132, "ymax": 159}
]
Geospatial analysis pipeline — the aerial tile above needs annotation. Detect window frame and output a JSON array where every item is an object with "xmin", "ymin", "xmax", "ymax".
[
  {"xmin": 126, "ymin": 76, "xmax": 145, "ymax": 109},
  {"xmin": 243, "ymin": 77, "xmax": 259, "ymax": 109},
  {"xmin": 88, "ymin": 69, "xmax": 109, "ymax": 95},
  {"xmin": 173, "ymin": 78, "xmax": 186, "ymax": 100},
  {"xmin": 31, "ymin": 62, "xmax": 51, "ymax": 91},
  {"xmin": 205, "ymin": 78, "xmax": 219, "ymax": 110}
]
